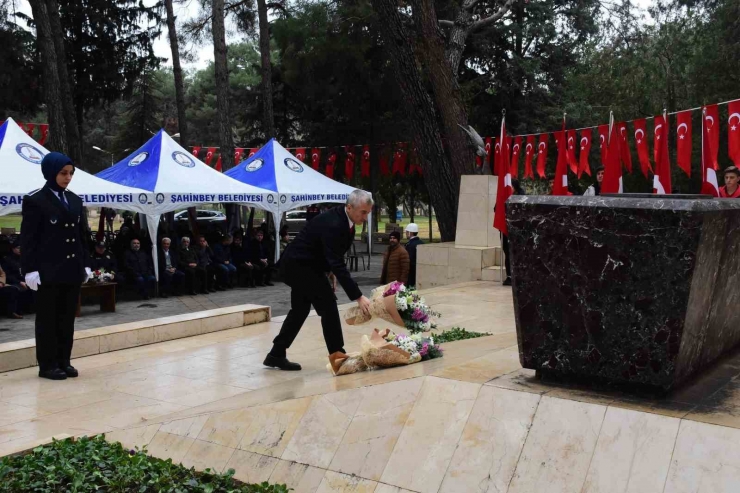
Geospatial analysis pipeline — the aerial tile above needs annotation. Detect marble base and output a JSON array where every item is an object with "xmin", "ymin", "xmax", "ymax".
[
  {"xmin": 455, "ymin": 175, "xmax": 501, "ymax": 248},
  {"xmin": 416, "ymin": 243, "xmax": 502, "ymax": 290},
  {"xmin": 507, "ymin": 195, "xmax": 740, "ymax": 390}
]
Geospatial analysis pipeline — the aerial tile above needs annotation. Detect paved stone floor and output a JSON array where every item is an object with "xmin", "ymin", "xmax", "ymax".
[
  {"xmin": 2, "ymin": 281, "xmax": 740, "ymax": 492},
  {"xmin": 0, "ymin": 258, "xmax": 383, "ymax": 344}
]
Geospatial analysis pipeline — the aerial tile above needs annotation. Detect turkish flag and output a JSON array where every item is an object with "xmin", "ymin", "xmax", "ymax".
[
  {"xmin": 295, "ymin": 148, "xmax": 306, "ymax": 162},
  {"xmin": 676, "ymin": 110, "xmax": 692, "ymax": 177},
  {"xmin": 493, "ymin": 118, "xmax": 513, "ymax": 235},
  {"xmin": 344, "ymin": 145, "xmax": 355, "ymax": 180},
  {"xmin": 39, "ymin": 124, "xmax": 49, "ymax": 145},
  {"xmin": 205, "ymin": 147, "xmax": 216, "ymax": 165},
  {"xmin": 578, "ymin": 129, "xmax": 592, "ymax": 178},
  {"xmin": 524, "ymin": 135, "xmax": 535, "ymax": 179},
  {"xmin": 633, "ymin": 119, "xmax": 652, "ymax": 178},
  {"xmin": 703, "ymin": 104, "xmax": 719, "ymax": 171},
  {"xmin": 702, "ymin": 106, "xmax": 720, "ymax": 197},
  {"xmin": 618, "ymin": 122, "xmax": 633, "ymax": 174},
  {"xmin": 392, "ymin": 144, "xmax": 407, "ymax": 175},
  {"xmin": 24, "ymin": 123, "xmax": 35, "ymax": 138},
  {"xmin": 598, "ymin": 124, "xmax": 609, "ymax": 166},
  {"xmin": 326, "ymin": 152, "xmax": 336, "ymax": 178},
  {"xmin": 379, "ymin": 148, "xmax": 390, "ymax": 176},
  {"xmin": 311, "ymin": 148, "xmax": 321, "ymax": 170},
  {"xmin": 409, "ymin": 147, "xmax": 423, "ymax": 175},
  {"xmin": 484, "ymin": 137, "xmax": 492, "ymax": 165},
  {"xmin": 192, "ymin": 146, "xmax": 202, "ymax": 159},
  {"xmin": 566, "ymin": 129, "xmax": 578, "ymax": 174},
  {"xmin": 510, "ymin": 136, "xmax": 522, "ymax": 178},
  {"xmin": 234, "ymin": 148, "xmax": 244, "ymax": 164},
  {"xmin": 552, "ymin": 124, "xmax": 569, "ymax": 196},
  {"xmin": 602, "ymin": 118, "xmax": 623, "ymax": 194},
  {"xmin": 215, "ymin": 154, "xmax": 222, "ymax": 172},
  {"xmin": 492, "ymin": 137, "xmax": 501, "ymax": 176},
  {"xmin": 536, "ymin": 134, "xmax": 548, "ymax": 179},
  {"xmin": 728, "ymin": 101, "xmax": 740, "ymax": 166},
  {"xmin": 248, "ymin": 148, "xmax": 258, "ymax": 158},
  {"xmin": 361, "ymin": 145, "xmax": 371, "ymax": 177},
  {"xmin": 653, "ymin": 114, "xmax": 672, "ymax": 194}
]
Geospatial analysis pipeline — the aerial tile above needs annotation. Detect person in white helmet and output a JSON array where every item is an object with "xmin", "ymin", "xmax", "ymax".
[{"xmin": 404, "ymin": 223, "xmax": 423, "ymax": 287}]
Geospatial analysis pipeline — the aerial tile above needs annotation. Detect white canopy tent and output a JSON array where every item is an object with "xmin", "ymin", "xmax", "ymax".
[
  {"xmin": 96, "ymin": 130, "xmax": 276, "ymax": 277},
  {"xmin": 224, "ymin": 139, "xmax": 372, "ymax": 262},
  {"xmin": 0, "ymin": 118, "xmax": 154, "ymax": 216}
]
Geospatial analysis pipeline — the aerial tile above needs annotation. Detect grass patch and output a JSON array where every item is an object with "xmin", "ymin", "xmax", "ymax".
[
  {"xmin": 434, "ymin": 327, "xmax": 492, "ymax": 343},
  {"xmin": 0, "ymin": 435, "xmax": 289, "ymax": 493}
]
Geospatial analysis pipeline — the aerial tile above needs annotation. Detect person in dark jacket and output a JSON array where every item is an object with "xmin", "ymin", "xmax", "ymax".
[
  {"xmin": 265, "ymin": 190, "xmax": 372, "ymax": 374},
  {"xmin": 90, "ymin": 241, "xmax": 124, "ymax": 284},
  {"xmin": 231, "ymin": 234, "xmax": 255, "ymax": 287},
  {"xmin": 305, "ymin": 204, "xmax": 321, "ymax": 223},
  {"xmin": 250, "ymin": 230, "xmax": 275, "ymax": 286},
  {"xmin": 212, "ymin": 234, "xmax": 237, "ymax": 289},
  {"xmin": 0, "ymin": 264, "xmax": 22, "ymax": 319},
  {"xmin": 124, "ymin": 238, "xmax": 156, "ymax": 299},
  {"xmin": 157, "ymin": 237, "xmax": 184, "ymax": 297},
  {"xmin": 1, "ymin": 240, "xmax": 34, "ymax": 313},
  {"xmin": 502, "ymin": 180, "xmax": 526, "ymax": 286},
  {"xmin": 404, "ymin": 223, "xmax": 423, "ymax": 288},
  {"xmin": 196, "ymin": 236, "xmax": 217, "ymax": 292},
  {"xmin": 177, "ymin": 236, "xmax": 201, "ymax": 295},
  {"xmin": 20, "ymin": 152, "xmax": 92, "ymax": 380}
]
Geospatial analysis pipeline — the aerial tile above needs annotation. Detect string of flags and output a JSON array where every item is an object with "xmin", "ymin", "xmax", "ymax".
[{"xmin": 15, "ymin": 123, "xmax": 50, "ymax": 145}]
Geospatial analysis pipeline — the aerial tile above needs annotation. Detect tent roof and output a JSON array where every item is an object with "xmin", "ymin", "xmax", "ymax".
[
  {"xmin": 224, "ymin": 139, "xmax": 359, "ymax": 211},
  {"xmin": 96, "ymin": 130, "xmax": 275, "ymax": 213},
  {"xmin": 0, "ymin": 118, "xmax": 153, "ymax": 216}
]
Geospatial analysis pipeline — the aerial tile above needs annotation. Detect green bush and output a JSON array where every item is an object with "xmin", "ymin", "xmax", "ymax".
[
  {"xmin": 0, "ymin": 435, "xmax": 290, "ymax": 493},
  {"xmin": 434, "ymin": 327, "xmax": 492, "ymax": 343}
]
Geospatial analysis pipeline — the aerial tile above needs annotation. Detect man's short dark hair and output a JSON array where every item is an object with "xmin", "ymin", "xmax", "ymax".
[
  {"xmin": 389, "ymin": 231, "xmax": 401, "ymax": 241},
  {"xmin": 725, "ymin": 166, "xmax": 740, "ymax": 177},
  {"xmin": 595, "ymin": 166, "xmax": 605, "ymax": 173}
]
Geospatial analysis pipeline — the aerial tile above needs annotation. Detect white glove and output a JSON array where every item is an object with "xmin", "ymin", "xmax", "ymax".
[
  {"xmin": 25, "ymin": 272, "xmax": 41, "ymax": 291},
  {"xmin": 84, "ymin": 267, "xmax": 92, "ymax": 283}
]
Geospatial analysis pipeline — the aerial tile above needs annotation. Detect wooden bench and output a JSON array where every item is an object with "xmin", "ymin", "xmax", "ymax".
[{"xmin": 76, "ymin": 282, "xmax": 117, "ymax": 317}]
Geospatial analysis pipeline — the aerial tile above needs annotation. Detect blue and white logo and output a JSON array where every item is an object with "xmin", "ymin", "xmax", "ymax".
[
  {"xmin": 284, "ymin": 158, "xmax": 304, "ymax": 173},
  {"xmin": 155, "ymin": 193, "xmax": 165, "ymax": 204},
  {"xmin": 16, "ymin": 143, "xmax": 45, "ymax": 164},
  {"xmin": 246, "ymin": 158, "xmax": 264, "ymax": 172},
  {"xmin": 172, "ymin": 151, "xmax": 195, "ymax": 168},
  {"xmin": 129, "ymin": 152, "xmax": 149, "ymax": 167},
  {"xmin": 280, "ymin": 194, "xmax": 287, "ymax": 204},
  {"xmin": 138, "ymin": 193, "xmax": 148, "ymax": 204},
  {"xmin": 267, "ymin": 194, "xmax": 275, "ymax": 204}
]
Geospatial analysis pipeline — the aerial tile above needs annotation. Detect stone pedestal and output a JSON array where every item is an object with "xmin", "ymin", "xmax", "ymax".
[
  {"xmin": 507, "ymin": 195, "xmax": 740, "ymax": 390},
  {"xmin": 416, "ymin": 176, "xmax": 503, "ymax": 289}
]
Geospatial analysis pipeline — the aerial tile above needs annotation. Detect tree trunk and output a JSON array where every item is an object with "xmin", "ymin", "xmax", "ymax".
[
  {"xmin": 444, "ymin": 12, "xmax": 472, "ymax": 75},
  {"xmin": 165, "ymin": 0, "xmax": 188, "ymax": 147},
  {"xmin": 370, "ymin": 0, "xmax": 462, "ymax": 241},
  {"xmin": 28, "ymin": 0, "xmax": 68, "ymax": 155},
  {"xmin": 212, "ymin": 0, "xmax": 235, "ymax": 171},
  {"xmin": 46, "ymin": 0, "xmax": 82, "ymax": 163},
  {"xmin": 256, "ymin": 0, "xmax": 275, "ymax": 139}
]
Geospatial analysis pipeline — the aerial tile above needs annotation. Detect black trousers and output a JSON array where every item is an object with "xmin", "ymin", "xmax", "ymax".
[
  {"xmin": 35, "ymin": 283, "xmax": 81, "ymax": 371},
  {"xmin": 502, "ymin": 234, "xmax": 511, "ymax": 278},
  {"xmin": 0, "ymin": 285, "xmax": 19, "ymax": 316},
  {"xmin": 253, "ymin": 262, "xmax": 274, "ymax": 285},
  {"xmin": 272, "ymin": 265, "xmax": 344, "ymax": 355}
]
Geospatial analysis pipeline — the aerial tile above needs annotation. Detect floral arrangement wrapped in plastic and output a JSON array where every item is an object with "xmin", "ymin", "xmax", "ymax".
[
  {"xmin": 345, "ymin": 282, "xmax": 440, "ymax": 334},
  {"xmin": 88, "ymin": 268, "xmax": 114, "ymax": 284}
]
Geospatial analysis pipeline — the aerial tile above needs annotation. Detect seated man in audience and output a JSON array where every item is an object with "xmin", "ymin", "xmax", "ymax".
[
  {"xmin": 231, "ymin": 234, "xmax": 255, "ymax": 287},
  {"xmin": 196, "ymin": 236, "xmax": 218, "ymax": 293},
  {"xmin": 90, "ymin": 241, "xmax": 124, "ymax": 284},
  {"xmin": 177, "ymin": 237, "xmax": 201, "ymax": 295},
  {"xmin": 0, "ymin": 264, "xmax": 22, "ymax": 319},
  {"xmin": 158, "ymin": 237, "xmax": 185, "ymax": 298},
  {"xmin": 212, "ymin": 234, "xmax": 237, "ymax": 289},
  {"xmin": 1, "ymin": 240, "xmax": 34, "ymax": 314},
  {"xmin": 250, "ymin": 229, "xmax": 275, "ymax": 286},
  {"xmin": 124, "ymin": 238, "xmax": 156, "ymax": 300}
]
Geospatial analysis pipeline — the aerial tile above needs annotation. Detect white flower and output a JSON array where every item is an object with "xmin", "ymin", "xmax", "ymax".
[{"xmin": 395, "ymin": 296, "xmax": 408, "ymax": 311}]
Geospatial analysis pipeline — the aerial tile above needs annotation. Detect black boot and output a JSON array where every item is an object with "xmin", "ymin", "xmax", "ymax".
[{"xmin": 263, "ymin": 354, "xmax": 302, "ymax": 371}]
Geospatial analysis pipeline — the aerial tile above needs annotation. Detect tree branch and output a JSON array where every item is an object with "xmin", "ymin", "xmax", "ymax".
[
  {"xmin": 469, "ymin": 0, "xmax": 515, "ymax": 33},
  {"xmin": 438, "ymin": 19, "xmax": 454, "ymax": 28}
]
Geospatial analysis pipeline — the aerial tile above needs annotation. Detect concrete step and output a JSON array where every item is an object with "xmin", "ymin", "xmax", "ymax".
[{"xmin": 482, "ymin": 265, "xmax": 505, "ymax": 282}]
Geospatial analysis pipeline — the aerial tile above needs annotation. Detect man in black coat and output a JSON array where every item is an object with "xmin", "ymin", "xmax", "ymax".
[
  {"xmin": 124, "ymin": 238, "xmax": 156, "ymax": 299},
  {"xmin": 1, "ymin": 240, "xmax": 34, "ymax": 313},
  {"xmin": 177, "ymin": 236, "xmax": 201, "ymax": 295},
  {"xmin": 157, "ymin": 237, "xmax": 184, "ymax": 297},
  {"xmin": 21, "ymin": 152, "xmax": 92, "ymax": 380},
  {"xmin": 250, "ymin": 230, "xmax": 274, "ymax": 286},
  {"xmin": 231, "ymin": 234, "xmax": 255, "ymax": 287},
  {"xmin": 196, "ymin": 236, "xmax": 217, "ymax": 293},
  {"xmin": 404, "ymin": 223, "xmax": 423, "ymax": 288},
  {"xmin": 264, "ymin": 190, "xmax": 372, "ymax": 373}
]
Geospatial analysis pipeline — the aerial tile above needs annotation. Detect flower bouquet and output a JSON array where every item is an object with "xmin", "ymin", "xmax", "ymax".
[
  {"xmin": 345, "ymin": 282, "xmax": 440, "ymax": 334},
  {"xmin": 329, "ymin": 328, "xmax": 444, "ymax": 376},
  {"xmin": 88, "ymin": 268, "xmax": 114, "ymax": 284}
]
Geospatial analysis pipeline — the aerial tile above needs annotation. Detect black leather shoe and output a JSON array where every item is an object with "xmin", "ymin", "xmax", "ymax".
[
  {"xmin": 503, "ymin": 277, "xmax": 512, "ymax": 286},
  {"xmin": 61, "ymin": 365, "xmax": 79, "ymax": 378},
  {"xmin": 263, "ymin": 354, "xmax": 302, "ymax": 371},
  {"xmin": 39, "ymin": 368, "xmax": 67, "ymax": 380}
]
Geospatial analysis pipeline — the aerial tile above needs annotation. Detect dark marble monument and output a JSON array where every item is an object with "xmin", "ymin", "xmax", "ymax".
[{"xmin": 506, "ymin": 195, "xmax": 740, "ymax": 390}]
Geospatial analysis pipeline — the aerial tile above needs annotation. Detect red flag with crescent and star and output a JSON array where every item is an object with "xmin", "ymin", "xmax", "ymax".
[
  {"xmin": 524, "ymin": 135, "xmax": 535, "ymax": 179},
  {"xmin": 361, "ymin": 145, "xmax": 371, "ymax": 177},
  {"xmin": 295, "ymin": 148, "xmax": 306, "ymax": 162},
  {"xmin": 493, "ymin": 117, "xmax": 513, "ymax": 235},
  {"xmin": 617, "ymin": 122, "xmax": 633, "ymax": 174},
  {"xmin": 234, "ymin": 148, "xmax": 244, "ymax": 164},
  {"xmin": 602, "ymin": 114, "xmax": 623, "ymax": 194},
  {"xmin": 653, "ymin": 113, "xmax": 672, "ymax": 194},
  {"xmin": 205, "ymin": 147, "xmax": 216, "ymax": 165},
  {"xmin": 728, "ymin": 101, "xmax": 740, "ymax": 167},
  {"xmin": 598, "ymin": 125, "xmax": 609, "ymax": 166},
  {"xmin": 536, "ymin": 134, "xmax": 548, "ymax": 179},
  {"xmin": 39, "ymin": 124, "xmax": 49, "ymax": 145},
  {"xmin": 392, "ymin": 144, "xmax": 407, "ymax": 175},
  {"xmin": 566, "ymin": 129, "xmax": 578, "ymax": 174},
  {"xmin": 578, "ymin": 129, "xmax": 592, "ymax": 178},
  {"xmin": 492, "ymin": 137, "xmax": 501, "ymax": 176},
  {"xmin": 633, "ymin": 119, "xmax": 652, "ymax": 178},
  {"xmin": 248, "ymin": 148, "xmax": 258, "ymax": 159},
  {"xmin": 676, "ymin": 110, "xmax": 692, "ymax": 177},
  {"xmin": 215, "ymin": 154, "xmax": 222, "ymax": 172},
  {"xmin": 510, "ymin": 136, "xmax": 522, "ymax": 178},
  {"xmin": 326, "ymin": 151, "xmax": 336, "ymax": 178},
  {"xmin": 192, "ymin": 146, "xmax": 202, "ymax": 159},
  {"xmin": 344, "ymin": 145, "xmax": 355, "ymax": 180},
  {"xmin": 23, "ymin": 123, "xmax": 35, "ymax": 138},
  {"xmin": 311, "ymin": 148, "xmax": 321, "ymax": 170},
  {"xmin": 552, "ymin": 120, "xmax": 569, "ymax": 195},
  {"xmin": 484, "ymin": 137, "xmax": 492, "ymax": 166},
  {"xmin": 702, "ymin": 106, "xmax": 720, "ymax": 196}
]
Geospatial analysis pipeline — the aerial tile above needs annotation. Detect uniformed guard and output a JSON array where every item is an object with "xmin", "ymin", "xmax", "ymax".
[{"xmin": 20, "ymin": 152, "xmax": 91, "ymax": 380}]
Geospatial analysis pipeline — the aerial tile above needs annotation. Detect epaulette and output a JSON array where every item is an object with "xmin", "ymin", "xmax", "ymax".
[{"xmin": 28, "ymin": 188, "xmax": 42, "ymax": 195}]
